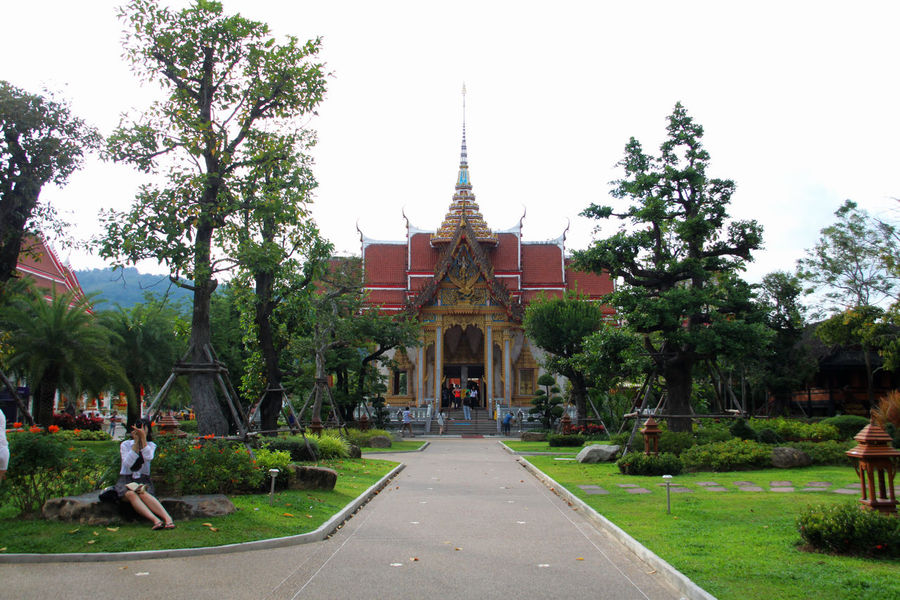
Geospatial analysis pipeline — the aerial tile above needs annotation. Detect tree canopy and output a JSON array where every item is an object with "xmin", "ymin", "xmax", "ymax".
[
  {"xmin": 96, "ymin": 0, "xmax": 327, "ymax": 435},
  {"xmin": 0, "ymin": 81, "xmax": 100, "ymax": 282},
  {"xmin": 574, "ymin": 103, "xmax": 764, "ymax": 431}
]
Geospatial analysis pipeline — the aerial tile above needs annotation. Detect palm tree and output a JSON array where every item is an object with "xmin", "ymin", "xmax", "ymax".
[
  {"xmin": 98, "ymin": 299, "xmax": 184, "ymax": 427},
  {"xmin": 1, "ymin": 290, "xmax": 129, "ymax": 426}
]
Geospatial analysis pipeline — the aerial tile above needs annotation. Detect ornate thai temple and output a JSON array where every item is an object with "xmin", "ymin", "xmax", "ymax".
[{"xmin": 359, "ymin": 99, "xmax": 613, "ymax": 418}]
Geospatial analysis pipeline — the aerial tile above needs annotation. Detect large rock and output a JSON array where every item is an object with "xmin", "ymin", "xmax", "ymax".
[
  {"xmin": 367, "ymin": 435, "xmax": 392, "ymax": 448},
  {"xmin": 348, "ymin": 444, "xmax": 362, "ymax": 459},
  {"xmin": 576, "ymin": 444, "xmax": 621, "ymax": 463},
  {"xmin": 771, "ymin": 446, "xmax": 812, "ymax": 468},
  {"xmin": 287, "ymin": 465, "xmax": 338, "ymax": 491},
  {"xmin": 521, "ymin": 432, "xmax": 547, "ymax": 442},
  {"xmin": 42, "ymin": 491, "xmax": 235, "ymax": 524}
]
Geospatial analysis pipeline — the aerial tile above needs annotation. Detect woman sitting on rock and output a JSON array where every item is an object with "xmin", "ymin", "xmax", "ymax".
[{"xmin": 115, "ymin": 418, "xmax": 174, "ymax": 530}]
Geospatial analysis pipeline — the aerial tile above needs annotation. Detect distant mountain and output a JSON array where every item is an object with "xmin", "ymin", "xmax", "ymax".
[{"xmin": 75, "ymin": 267, "xmax": 193, "ymax": 310}]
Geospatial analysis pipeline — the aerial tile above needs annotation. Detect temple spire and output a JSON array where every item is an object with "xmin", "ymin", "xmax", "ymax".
[{"xmin": 432, "ymin": 85, "xmax": 497, "ymax": 246}]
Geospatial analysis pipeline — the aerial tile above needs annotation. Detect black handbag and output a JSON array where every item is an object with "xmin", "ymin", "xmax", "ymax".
[{"xmin": 98, "ymin": 487, "xmax": 119, "ymax": 503}]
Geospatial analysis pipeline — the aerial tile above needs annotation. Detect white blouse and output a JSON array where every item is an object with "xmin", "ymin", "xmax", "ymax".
[{"xmin": 119, "ymin": 439, "xmax": 156, "ymax": 478}]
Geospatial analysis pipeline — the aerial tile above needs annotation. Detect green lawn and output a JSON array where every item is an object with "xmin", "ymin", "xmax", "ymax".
[
  {"xmin": 526, "ymin": 457, "xmax": 899, "ymax": 600},
  {"xmin": 0, "ymin": 458, "xmax": 396, "ymax": 554},
  {"xmin": 360, "ymin": 440, "xmax": 427, "ymax": 453},
  {"xmin": 503, "ymin": 440, "xmax": 610, "ymax": 453}
]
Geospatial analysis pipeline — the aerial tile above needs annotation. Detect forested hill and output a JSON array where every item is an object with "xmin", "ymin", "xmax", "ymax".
[{"xmin": 75, "ymin": 267, "xmax": 192, "ymax": 310}]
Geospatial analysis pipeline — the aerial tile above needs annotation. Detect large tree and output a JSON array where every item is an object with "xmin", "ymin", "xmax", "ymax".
[
  {"xmin": 523, "ymin": 291, "xmax": 606, "ymax": 424},
  {"xmin": 798, "ymin": 199, "xmax": 898, "ymax": 314},
  {"xmin": 97, "ymin": 0, "xmax": 326, "ymax": 435},
  {"xmin": 574, "ymin": 103, "xmax": 763, "ymax": 432},
  {"xmin": 0, "ymin": 81, "xmax": 100, "ymax": 282}
]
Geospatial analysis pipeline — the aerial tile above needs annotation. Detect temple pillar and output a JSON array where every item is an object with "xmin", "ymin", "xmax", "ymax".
[
  {"xmin": 434, "ymin": 325, "xmax": 443, "ymax": 406},
  {"xmin": 485, "ymin": 325, "xmax": 494, "ymax": 401},
  {"xmin": 503, "ymin": 332, "xmax": 512, "ymax": 405},
  {"xmin": 417, "ymin": 344, "xmax": 425, "ymax": 407}
]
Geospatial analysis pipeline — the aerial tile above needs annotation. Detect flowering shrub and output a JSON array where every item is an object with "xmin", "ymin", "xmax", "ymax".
[
  {"xmin": 681, "ymin": 439, "xmax": 772, "ymax": 471},
  {"xmin": 798, "ymin": 502, "xmax": 900, "ymax": 558},
  {"xmin": 53, "ymin": 429, "xmax": 112, "ymax": 441},
  {"xmin": 1, "ymin": 433, "xmax": 107, "ymax": 515},
  {"xmin": 565, "ymin": 423, "xmax": 606, "ymax": 439},
  {"xmin": 151, "ymin": 437, "xmax": 263, "ymax": 495},
  {"xmin": 51, "ymin": 413, "xmax": 104, "ymax": 431},
  {"xmin": 616, "ymin": 451, "xmax": 683, "ymax": 476}
]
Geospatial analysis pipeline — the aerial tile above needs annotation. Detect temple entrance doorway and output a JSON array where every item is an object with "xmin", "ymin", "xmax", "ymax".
[{"xmin": 442, "ymin": 364, "xmax": 485, "ymax": 410}]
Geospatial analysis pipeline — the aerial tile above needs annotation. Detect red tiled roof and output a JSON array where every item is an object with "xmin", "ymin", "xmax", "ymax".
[
  {"xmin": 365, "ymin": 289, "xmax": 407, "ymax": 306},
  {"xmin": 408, "ymin": 276, "xmax": 431, "ymax": 292},
  {"xmin": 564, "ymin": 263, "xmax": 614, "ymax": 298},
  {"xmin": 16, "ymin": 235, "xmax": 87, "ymax": 303},
  {"xmin": 363, "ymin": 244, "xmax": 406, "ymax": 286},
  {"xmin": 521, "ymin": 244, "xmax": 564, "ymax": 285},
  {"xmin": 489, "ymin": 233, "xmax": 519, "ymax": 272},
  {"xmin": 409, "ymin": 233, "xmax": 440, "ymax": 272}
]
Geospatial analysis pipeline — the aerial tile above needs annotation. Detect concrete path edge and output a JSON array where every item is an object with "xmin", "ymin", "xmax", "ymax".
[
  {"xmin": 514, "ymin": 451, "xmax": 717, "ymax": 600},
  {"xmin": 0, "ymin": 463, "xmax": 406, "ymax": 565}
]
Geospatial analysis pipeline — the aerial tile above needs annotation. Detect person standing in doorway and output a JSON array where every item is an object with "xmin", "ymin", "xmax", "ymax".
[
  {"xmin": 462, "ymin": 389, "xmax": 472, "ymax": 420},
  {"xmin": 436, "ymin": 409, "xmax": 446, "ymax": 435},
  {"xmin": 401, "ymin": 406, "xmax": 414, "ymax": 437}
]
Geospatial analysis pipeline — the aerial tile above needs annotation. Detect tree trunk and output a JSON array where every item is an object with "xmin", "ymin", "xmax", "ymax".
[
  {"xmin": 569, "ymin": 373, "xmax": 588, "ymax": 425},
  {"xmin": 663, "ymin": 353, "xmax": 695, "ymax": 432},
  {"xmin": 255, "ymin": 270, "xmax": 282, "ymax": 434},
  {"xmin": 0, "ymin": 185, "xmax": 36, "ymax": 283},
  {"xmin": 863, "ymin": 346, "xmax": 874, "ymax": 414},
  {"xmin": 36, "ymin": 379, "xmax": 57, "ymax": 427},
  {"xmin": 189, "ymin": 225, "xmax": 228, "ymax": 437}
]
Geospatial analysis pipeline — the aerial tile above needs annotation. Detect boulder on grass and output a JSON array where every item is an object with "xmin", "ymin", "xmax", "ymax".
[
  {"xmin": 576, "ymin": 444, "xmax": 620, "ymax": 463},
  {"xmin": 771, "ymin": 446, "xmax": 812, "ymax": 468},
  {"xmin": 42, "ymin": 491, "xmax": 235, "ymax": 524},
  {"xmin": 348, "ymin": 444, "xmax": 362, "ymax": 458},
  {"xmin": 287, "ymin": 465, "xmax": 338, "ymax": 491},
  {"xmin": 521, "ymin": 432, "xmax": 547, "ymax": 442},
  {"xmin": 368, "ymin": 435, "xmax": 392, "ymax": 448}
]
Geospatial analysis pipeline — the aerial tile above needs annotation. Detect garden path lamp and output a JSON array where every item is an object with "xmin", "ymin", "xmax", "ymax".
[
  {"xmin": 641, "ymin": 416, "xmax": 661, "ymax": 456},
  {"xmin": 845, "ymin": 421, "xmax": 899, "ymax": 515},
  {"xmin": 662, "ymin": 474, "xmax": 673, "ymax": 514},
  {"xmin": 268, "ymin": 468, "xmax": 280, "ymax": 506}
]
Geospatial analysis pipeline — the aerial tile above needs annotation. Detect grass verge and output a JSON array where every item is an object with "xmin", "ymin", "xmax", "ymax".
[
  {"xmin": 361, "ymin": 440, "xmax": 427, "ymax": 453},
  {"xmin": 503, "ymin": 440, "xmax": 609, "ymax": 453},
  {"xmin": 526, "ymin": 457, "xmax": 899, "ymax": 600},
  {"xmin": 0, "ymin": 458, "xmax": 396, "ymax": 554}
]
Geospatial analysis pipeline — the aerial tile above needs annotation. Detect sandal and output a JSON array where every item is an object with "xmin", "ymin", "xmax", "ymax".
[
  {"xmin": 151, "ymin": 521, "xmax": 165, "ymax": 530},
  {"xmin": 164, "ymin": 522, "xmax": 176, "ymax": 529}
]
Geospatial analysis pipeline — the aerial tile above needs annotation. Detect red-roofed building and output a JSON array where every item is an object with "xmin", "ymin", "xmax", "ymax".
[
  {"xmin": 15, "ymin": 235, "xmax": 87, "ymax": 304},
  {"xmin": 360, "ymin": 115, "xmax": 613, "ymax": 417}
]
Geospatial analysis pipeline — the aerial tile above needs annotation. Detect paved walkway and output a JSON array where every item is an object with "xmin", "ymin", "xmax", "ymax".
[{"xmin": 0, "ymin": 439, "xmax": 684, "ymax": 600}]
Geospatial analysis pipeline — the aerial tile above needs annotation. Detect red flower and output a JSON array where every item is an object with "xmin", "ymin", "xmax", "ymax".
[
  {"xmin": 29, "ymin": 426, "xmax": 42, "ymax": 433},
  {"xmin": 12, "ymin": 422, "xmax": 23, "ymax": 428},
  {"xmin": 73, "ymin": 428, "xmax": 82, "ymax": 434}
]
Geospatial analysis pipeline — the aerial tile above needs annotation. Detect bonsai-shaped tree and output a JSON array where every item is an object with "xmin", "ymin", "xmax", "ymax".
[{"xmin": 531, "ymin": 373, "xmax": 564, "ymax": 430}]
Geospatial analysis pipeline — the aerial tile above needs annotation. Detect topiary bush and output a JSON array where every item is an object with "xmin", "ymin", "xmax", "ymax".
[
  {"xmin": 729, "ymin": 418, "xmax": 758, "ymax": 441},
  {"xmin": 798, "ymin": 502, "xmax": 900, "ymax": 558},
  {"xmin": 818, "ymin": 415, "xmax": 870, "ymax": 440},
  {"xmin": 547, "ymin": 434, "xmax": 587, "ymax": 447},
  {"xmin": 681, "ymin": 439, "xmax": 772, "ymax": 471},
  {"xmin": 756, "ymin": 427, "xmax": 782, "ymax": 444},
  {"xmin": 749, "ymin": 418, "xmax": 839, "ymax": 442},
  {"xmin": 262, "ymin": 436, "xmax": 318, "ymax": 462},
  {"xmin": 316, "ymin": 432, "xmax": 350, "ymax": 459},
  {"xmin": 178, "ymin": 419, "xmax": 199, "ymax": 433},
  {"xmin": 616, "ymin": 451, "xmax": 683, "ymax": 476},
  {"xmin": 341, "ymin": 427, "xmax": 391, "ymax": 448},
  {"xmin": 152, "ymin": 437, "xmax": 263, "ymax": 494},
  {"xmin": 659, "ymin": 431, "xmax": 695, "ymax": 456},
  {"xmin": 253, "ymin": 448, "xmax": 293, "ymax": 489},
  {"xmin": 693, "ymin": 423, "xmax": 733, "ymax": 445}
]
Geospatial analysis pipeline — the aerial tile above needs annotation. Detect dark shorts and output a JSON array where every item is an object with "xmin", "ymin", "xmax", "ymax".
[{"xmin": 114, "ymin": 474, "xmax": 155, "ymax": 499}]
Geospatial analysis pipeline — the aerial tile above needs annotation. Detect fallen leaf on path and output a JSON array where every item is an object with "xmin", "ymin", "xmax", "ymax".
[
  {"xmin": 576, "ymin": 557, "xmax": 584, "ymax": 561},
  {"xmin": 119, "ymin": 567, "xmax": 128, "ymax": 570},
  {"xmin": 646, "ymin": 570, "xmax": 657, "ymax": 575},
  {"xmin": 455, "ymin": 547, "xmax": 462, "ymax": 551},
  {"xmin": 410, "ymin": 557, "xmax": 419, "ymax": 561}
]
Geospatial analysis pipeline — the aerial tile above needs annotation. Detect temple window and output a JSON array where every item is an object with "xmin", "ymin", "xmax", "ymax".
[
  {"xmin": 518, "ymin": 368, "xmax": 534, "ymax": 396},
  {"xmin": 392, "ymin": 370, "xmax": 408, "ymax": 396}
]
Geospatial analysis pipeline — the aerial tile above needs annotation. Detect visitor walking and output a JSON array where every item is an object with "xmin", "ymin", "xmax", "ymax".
[
  {"xmin": 436, "ymin": 410, "xmax": 446, "ymax": 435},
  {"xmin": 108, "ymin": 411, "xmax": 119, "ymax": 437},
  {"xmin": 0, "ymin": 408, "xmax": 8, "ymax": 482},
  {"xmin": 462, "ymin": 394, "xmax": 472, "ymax": 420},
  {"xmin": 502, "ymin": 411, "xmax": 513, "ymax": 435},
  {"xmin": 401, "ymin": 407, "xmax": 414, "ymax": 437}
]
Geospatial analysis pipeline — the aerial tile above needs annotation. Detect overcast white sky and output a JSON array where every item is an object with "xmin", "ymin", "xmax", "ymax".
[{"xmin": 4, "ymin": 1, "xmax": 899, "ymax": 282}]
